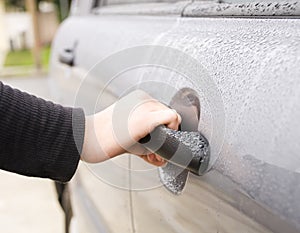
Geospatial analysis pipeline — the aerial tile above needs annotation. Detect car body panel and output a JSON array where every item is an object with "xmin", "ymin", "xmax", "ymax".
[
  {"xmin": 70, "ymin": 163, "xmax": 133, "ymax": 233},
  {"xmin": 49, "ymin": 1, "xmax": 300, "ymax": 232}
]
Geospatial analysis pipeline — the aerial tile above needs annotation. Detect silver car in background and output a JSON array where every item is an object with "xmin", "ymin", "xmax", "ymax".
[{"xmin": 49, "ymin": 0, "xmax": 300, "ymax": 232}]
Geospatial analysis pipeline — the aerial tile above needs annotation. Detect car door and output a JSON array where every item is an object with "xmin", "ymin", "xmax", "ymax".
[
  {"xmin": 50, "ymin": 0, "xmax": 300, "ymax": 232},
  {"xmin": 50, "ymin": 1, "xmax": 135, "ymax": 233}
]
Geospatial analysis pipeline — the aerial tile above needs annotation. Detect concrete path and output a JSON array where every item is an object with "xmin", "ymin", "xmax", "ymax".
[{"xmin": 0, "ymin": 76, "xmax": 64, "ymax": 233}]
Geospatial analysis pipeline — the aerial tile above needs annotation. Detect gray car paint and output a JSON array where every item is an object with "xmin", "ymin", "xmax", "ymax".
[
  {"xmin": 183, "ymin": 1, "xmax": 300, "ymax": 17},
  {"xmin": 49, "ymin": 1, "xmax": 300, "ymax": 232}
]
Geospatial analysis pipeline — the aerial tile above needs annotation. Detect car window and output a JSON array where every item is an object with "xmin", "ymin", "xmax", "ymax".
[
  {"xmin": 71, "ymin": 0, "xmax": 98, "ymax": 15},
  {"xmin": 184, "ymin": 0, "xmax": 300, "ymax": 17},
  {"xmin": 92, "ymin": 0, "xmax": 192, "ymax": 15},
  {"xmin": 222, "ymin": 0, "xmax": 295, "ymax": 2},
  {"xmin": 92, "ymin": 0, "xmax": 300, "ymax": 17}
]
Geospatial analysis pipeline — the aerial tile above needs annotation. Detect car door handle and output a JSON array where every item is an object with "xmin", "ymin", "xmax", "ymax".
[
  {"xmin": 140, "ymin": 125, "xmax": 210, "ymax": 176},
  {"xmin": 58, "ymin": 48, "xmax": 75, "ymax": 66}
]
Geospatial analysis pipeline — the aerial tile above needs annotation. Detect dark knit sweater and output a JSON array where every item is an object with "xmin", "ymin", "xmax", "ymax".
[{"xmin": 0, "ymin": 81, "xmax": 85, "ymax": 182}]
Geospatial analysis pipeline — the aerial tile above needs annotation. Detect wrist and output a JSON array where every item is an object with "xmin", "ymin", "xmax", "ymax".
[{"xmin": 81, "ymin": 107, "xmax": 125, "ymax": 163}]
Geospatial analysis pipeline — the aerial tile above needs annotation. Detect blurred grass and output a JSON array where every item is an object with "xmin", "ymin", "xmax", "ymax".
[{"xmin": 4, "ymin": 46, "xmax": 51, "ymax": 69}]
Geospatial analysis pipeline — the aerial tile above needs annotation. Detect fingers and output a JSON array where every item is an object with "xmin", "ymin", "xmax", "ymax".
[
  {"xmin": 167, "ymin": 109, "xmax": 182, "ymax": 130},
  {"xmin": 122, "ymin": 90, "xmax": 182, "ymax": 163},
  {"xmin": 128, "ymin": 105, "xmax": 182, "ymax": 143},
  {"xmin": 148, "ymin": 109, "xmax": 181, "ymax": 131},
  {"xmin": 139, "ymin": 153, "xmax": 166, "ymax": 167}
]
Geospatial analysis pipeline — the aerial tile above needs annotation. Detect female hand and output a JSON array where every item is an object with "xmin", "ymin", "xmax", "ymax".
[{"xmin": 81, "ymin": 90, "xmax": 181, "ymax": 166}]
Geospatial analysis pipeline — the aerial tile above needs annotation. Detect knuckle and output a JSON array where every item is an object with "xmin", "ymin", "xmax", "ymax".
[{"xmin": 170, "ymin": 111, "xmax": 178, "ymax": 120}]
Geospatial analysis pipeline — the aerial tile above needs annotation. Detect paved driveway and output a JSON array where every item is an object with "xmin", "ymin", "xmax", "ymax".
[{"xmin": 0, "ymin": 76, "xmax": 64, "ymax": 233}]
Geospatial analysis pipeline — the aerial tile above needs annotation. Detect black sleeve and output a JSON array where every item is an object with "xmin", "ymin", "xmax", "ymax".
[{"xmin": 0, "ymin": 81, "xmax": 85, "ymax": 182}]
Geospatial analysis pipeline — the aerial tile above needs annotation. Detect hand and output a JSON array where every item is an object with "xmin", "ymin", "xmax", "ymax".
[
  {"xmin": 81, "ymin": 90, "xmax": 181, "ymax": 166},
  {"xmin": 139, "ymin": 153, "xmax": 167, "ymax": 167}
]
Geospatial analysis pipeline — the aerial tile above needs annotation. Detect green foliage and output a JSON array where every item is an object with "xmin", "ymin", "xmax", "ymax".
[
  {"xmin": 5, "ymin": 0, "xmax": 26, "ymax": 10},
  {"xmin": 41, "ymin": 45, "xmax": 51, "ymax": 68},
  {"xmin": 5, "ymin": 0, "xmax": 72, "ymax": 21},
  {"xmin": 4, "ymin": 46, "xmax": 51, "ymax": 68},
  {"xmin": 5, "ymin": 0, "xmax": 59, "ymax": 11},
  {"xmin": 4, "ymin": 49, "xmax": 33, "ymax": 66},
  {"xmin": 53, "ymin": 0, "xmax": 72, "ymax": 21}
]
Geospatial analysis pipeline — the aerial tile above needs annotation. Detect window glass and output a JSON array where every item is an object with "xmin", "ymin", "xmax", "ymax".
[
  {"xmin": 218, "ymin": 0, "xmax": 295, "ymax": 2},
  {"xmin": 71, "ymin": 0, "xmax": 97, "ymax": 14}
]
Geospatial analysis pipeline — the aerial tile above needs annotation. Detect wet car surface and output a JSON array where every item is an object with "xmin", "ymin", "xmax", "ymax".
[{"xmin": 49, "ymin": 1, "xmax": 300, "ymax": 232}]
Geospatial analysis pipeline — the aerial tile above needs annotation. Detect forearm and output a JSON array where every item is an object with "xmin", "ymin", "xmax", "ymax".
[{"xmin": 0, "ymin": 82, "xmax": 85, "ymax": 182}]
